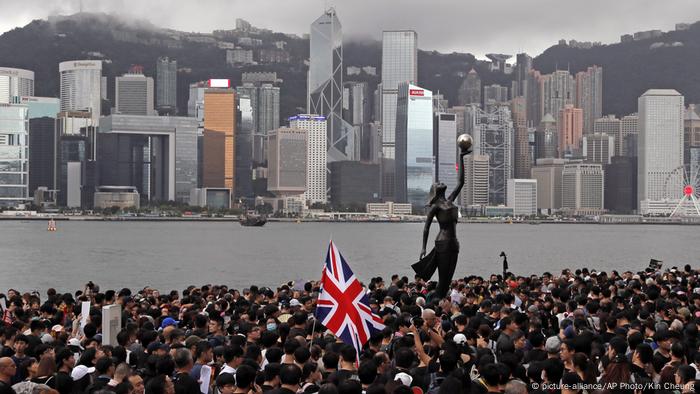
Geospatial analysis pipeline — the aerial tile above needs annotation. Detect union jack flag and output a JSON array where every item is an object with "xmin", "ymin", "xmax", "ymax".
[{"xmin": 315, "ymin": 240, "xmax": 385, "ymax": 360}]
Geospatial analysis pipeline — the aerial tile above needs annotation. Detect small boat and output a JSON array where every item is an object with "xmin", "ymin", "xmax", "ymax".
[
  {"xmin": 47, "ymin": 219, "xmax": 57, "ymax": 232},
  {"xmin": 239, "ymin": 212, "xmax": 267, "ymax": 227}
]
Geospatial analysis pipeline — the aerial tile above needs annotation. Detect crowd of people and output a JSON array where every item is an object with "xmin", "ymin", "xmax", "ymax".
[{"xmin": 1, "ymin": 263, "xmax": 700, "ymax": 394}]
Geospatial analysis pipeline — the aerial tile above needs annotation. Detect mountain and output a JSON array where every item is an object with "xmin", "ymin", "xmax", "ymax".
[{"xmin": 1, "ymin": 12, "xmax": 700, "ymax": 118}]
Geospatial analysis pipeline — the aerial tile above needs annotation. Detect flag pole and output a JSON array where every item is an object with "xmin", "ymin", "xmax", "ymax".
[{"xmin": 311, "ymin": 238, "xmax": 330, "ymax": 350}]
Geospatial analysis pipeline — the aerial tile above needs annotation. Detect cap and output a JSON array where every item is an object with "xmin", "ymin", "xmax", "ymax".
[
  {"xmin": 71, "ymin": 365, "xmax": 95, "ymax": 381},
  {"xmin": 67, "ymin": 338, "xmax": 84, "ymax": 350},
  {"xmin": 394, "ymin": 372, "xmax": 413, "ymax": 386},
  {"xmin": 161, "ymin": 317, "xmax": 180, "ymax": 329},
  {"xmin": 545, "ymin": 336, "xmax": 561, "ymax": 354},
  {"xmin": 51, "ymin": 324, "xmax": 64, "ymax": 333},
  {"xmin": 41, "ymin": 333, "xmax": 54, "ymax": 344},
  {"xmin": 290, "ymin": 299, "xmax": 301, "ymax": 307},
  {"xmin": 453, "ymin": 333, "xmax": 467, "ymax": 345}
]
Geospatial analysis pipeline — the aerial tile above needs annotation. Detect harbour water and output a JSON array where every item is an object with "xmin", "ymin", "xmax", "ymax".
[{"xmin": 1, "ymin": 221, "xmax": 696, "ymax": 293}]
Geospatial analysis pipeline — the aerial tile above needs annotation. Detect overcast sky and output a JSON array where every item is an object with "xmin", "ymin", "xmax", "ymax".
[{"xmin": 1, "ymin": 0, "xmax": 698, "ymax": 58}]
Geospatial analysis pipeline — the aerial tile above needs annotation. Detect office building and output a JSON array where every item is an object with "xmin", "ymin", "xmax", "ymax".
[
  {"xmin": 460, "ymin": 154, "xmax": 489, "ymax": 207},
  {"xmin": 366, "ymin": 201, "xmax": 412, "ymax": 215},
  {"xmin": 343, "ymin": 81, "xmax": 370, "ymax": 161},
  {"xmin": 381, "ymin": 30, "xmax": 418, "ymax": 195},
  {"xmin": 469, "ymin": 104, "xmax": 513, "ymax": 205},
  {"xmin": 434, "ymin": 113, "xmax": 457, "ymax": 192},
  {"xmin": 0, "ymin": 103, "xmax": 29, "ymax": 206},
  {"xmin": 605, "ymin": 156, "xmax": 637, "ymax": 214},
  {"xmin": 562, "ymin": 163, "xmax": 604, "ymax": 215},
  {"xmin": 0, "ymin": 67, "xmax": 34, "ymax": 104},
  {"xmin": 543, "ymin": 70, "xmax": 574, "ymax": 121},
  {"xmin": 638, "ymin": 89, "xmax": 684, "ymax": 214},
  {"xmin": 483, "ymin": 84, "xmax": 508, "ymax": 108},
  {"xmin": 535, "ymin": 113, "xmax": 558, "ymax": 159},
  {"xmin": 329, "ymin": 161, "xmax": 380, "ymax": 208},
  {"xmin": 684, "ymin": 104, "xmax": 700, "ymax": 166},
  {"xmin": 583, "ymin": 133, "xmax": 614, "ymax": 165},
  {"xmin": 55, "ymin": 111, "xmax": 97, "ymax": 207},
  {"xmin": 512, "ymin": 96, "xmax": 530, "ymax": 178},
  {"xmin": 526, "ymin": 69, "xmax": 545, "ymax": 126},
  {"xmin": 115, "ymin": 66, "xmax": 155, "ymax": 116},
  {"xmin": 98, "ymin": 115, "xmax": 197, "ymax": 203},
  {"xmin": 395, "ymin": 84, "xmax": 433, "ymax": 208},
  {"xmin": 235, "ymin": 93, "xmax": 254, "ymax": 198},
  {"xmin": 507, "ymin": 179, "xmax": 537, "ymax": 216},
  {"xmin": 594, "ymin": 115, "xmax": 621, "ymax": 156},
  {"xmin": 237, "ymin": 83, "xmax": 281, "ymax": 165},
  {"xmin": 558, "ymin": 104, "xmax": 583, "ymax": 158},
  {"xmin": 289, "ymin": 115, "xmax": 327, "ymax": 204},
  {"xmin": 621, "ymin": 114, "xmax": 639, "ymax": 157},
  {"xmin": 156, "ymin": 57, "xmax": 177, "ymax": 114},
  {"xmin": 24, "ymin": 97, "xmax": 60, "ymax": 195},
  {"xmin": 457, "ymin": 69, "xmax": 481, "ymax": 107},
  {"xmin": 531, "ymin": 158, "xmax": 567, "ymax": 212},
  {"xmin": 189, "ymin": 188, "xmax": 231, "ymax": 209},
  {"xmin": 203, "ymin": 88, "xmax": 236, "ymax": 192},
  {"xmin": 513, "ymin": 53, "xmax": 533, "ymax": 98},
  {"xmin": 308, "ymin": 8, "xmax": 354, "ymax": 161},
  {"xmin": 575, "ymin": 65, "xmax": 603, "ymax": 134},
  {"xmin": 59, "ymin": 60, "xmax": 102, "ymax": 123},
  {"xmin": 267, "ymin": 127, "xmax": 307, "ymax": 196}
]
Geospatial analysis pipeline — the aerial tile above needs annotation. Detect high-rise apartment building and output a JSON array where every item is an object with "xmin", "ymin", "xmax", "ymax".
[
  {"xmin": 469, "ymin": 105, "xmax": 513, "ymax": 205},
  {"xmin": 115, "ymin": 67, "xmax": 155, "ymax": 116},
  {"xmin": 526, "ymin": 70, "xmax": 545, "ymax": 126},
  {"xmin": 203, "ymin": 89, "xmax": 236, "ymax": 191},
  {"xmin": 433, "ymin": 113, "xmax": 457, "ymax": 193},
  {"xmin": 558, "ymin": 104, "xmax": 583, "ymax": 158},
  {"xmin": 59, "ymin": 60, "xmax": 102, "ymax": 123},
  {"xmin": 531, "ymin": 158, "xmax": 567, "ymax": 212},
  {"xmin": 457, "ymin": 69, "xmax": 481, "ymax": 107},
  {"xmin": 543, "ymin": 70, "xmax": 574, "ymax": 121},
  {"xmin": 156, "ymin": 57, "xmax": 177, "ymax": 114},
  {"xmin": 461, "ymin": 155, "xmax": 489, "ymax": 207},
  {"xmin": 583, "ymin": 133, "xmax": 615, "ymax": 165},
  {"xmin": 512, "ymin": 96, "xmax": 530, "ymax": 179},
  {"xmin": 507, "ymin": 179, "xmax": 537, "ymax": 216},
  {"xmin": 513, "ymin": 53, "xmax": 532, "ymax": 99},
  {"xmin": 289, "ymin": 115, "xmax": 327, "ymax": 204},
  {"xmin": 483, "ymin": 84, "xmax": 509, "ymax": 108},
  {"xmin": 638, "ymin": 89, "xmax": 684, "ymax": 214},
  {"xmin": 267, "ymin": 127, "xmax": 307, "ymax": 196},
  {"xmin": 0, "ymin": 67, "xmax": 34, "ymax": 104},
  {"xmin": 0, "ymin": 103, "xmax": 29, "ymax": 206},
  {"xmin": 575, "ymin": 65, "xmax": 603, "ymax": 134},
  {"xmin": 395, "ymin": 84, "xmax": 433, "ymax": 208},
  {"xmin": 562, "ymin": 163, "xmax": 604, "ymax": 215},
  {"xmin": 308, "ymin": 8, "xmax": 353, "ymax": 161}
]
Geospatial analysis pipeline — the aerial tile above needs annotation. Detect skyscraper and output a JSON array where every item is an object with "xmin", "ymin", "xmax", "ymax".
[
  {"xmin": 0, "ymin": 103, "xmax": 29, "ymax": 206},
  {"xmin": 343, "ymin": 81, "xmax": 370, "ymax": 162},
  {"xmin": 575, "ymin": 65, "xmax": 603, "ymax": 135},
  {"xmin": 562, "ymin": 163, "xmax": 604, "ymax": 215},
  {"xmin": 684, "ymin": 104, "xmax": 700, "ymax": 167},
  {"xmin": 461, "ymin": 155, "xmax": 489, "ymax": 207},
  {"xmin": 469, "ymin": 104, "xmax": 514, "ymax": 205},
  {"xmin": 620, "ymin": 114, "xmax": 639, "ymax": 157},
  {"xmin": 156, "ymin": 57, "xmax": 177, "ymax": 114},
  {"xmin": 594, "ymin": 115, "xmax": 621, "ymax": 156},
  {"xmin": 512, "ymin": 96, "xmax": 530, "ymax": 179},
  {"xmin": 535, "ymin": 113, "xmax": 558, "ymax": 159},
  {"xmin": 395, "ymin": 84, "xmax": 433, "ymax": 208},
  {"xmin": 483, "ymin": 84, "xmax": 508, "ymax": 108},
  {"xmin": 583, "ymin": 133, "xmax": 614, "ymax": 165},
  {"xmin": 526, "ymin": 69, "xmax": 545, "ymax": 126},
  {"xmin": 203, "ymin": 89, "xmax": 236, "ymax": 191},
  {"xmin": 0, "ymin": 67, "xmax": 34, "ymax": 104},
  {"xmin": 115, "ymin": 66, "xmax": 155, "ymax": 116},
  {"xmin": 23, "ymin": 97, "xmax": 60, "ymax": 196},
  {"xmin": 507, "ymin": 179, "xmax": 537, "ymax": 216},
  {"xmin": 59, "ymin": 60, "xmax": 102, "ymax": 123},
  {"xmin": 543, "ymin": 70, "xmax": 574, "ymax": 121},
  {"xmin": 558, "ymin": 104, "xmax": 583, "ymax": 158},
  {"xmin": 308, "ymin": 8, "xmax": 353, "ymax": 161},
  {"xmin": 235, "ymin": 93, "xmax": 254, "ymax": 198},
  {"xmin": 513, "ymin": 53, "xmax": 532, "ymax": 98},
  {"xmin": 289, "ymin": 115, "xmax": 327, "ymax": 204},
  {"xmin": 381, "ymin": 31, "xmax": 418, "ymax": 161},
  {"xmin": 638, "ymin": 89, "xmax": 684, "ymax": 214},
  {"xmin": 531, "ymin": 158, "xmax": 567, "ymax": 212},
  {"xmin": 267, "ymin": 127, "xmax": 307, "ymax": 196},
  {"xmin": 457, "ymin": 69, "xmax": 481, "ymax": 107},
  {"xmin": 236, "ymin": 83, "xmax": 280, "ymax": 165},
  {"xmin": 434, "ymin": 113, "xmax": 457, "ymax": 193}
]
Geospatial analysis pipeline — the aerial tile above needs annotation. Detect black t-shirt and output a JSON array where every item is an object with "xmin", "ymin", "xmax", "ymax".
[
  {"xmin": 652, "ymin": 351, "xmax": 671, "ymax": 374},
  {"xmin": 0, "ymin": 381, "xmax": 16, "ymax": 394},
  {"xmin": 174, "ymin": 372, "xmax": 201, "ymax": 394},
  {"xmin": 54, "ymin": 371, "xmax": 73, "ymax": 394}
]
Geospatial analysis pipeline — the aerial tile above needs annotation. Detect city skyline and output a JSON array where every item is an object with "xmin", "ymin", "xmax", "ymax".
[{"xmin": 1, "ymin": 0, "xmax": 698, "ymax": 58}]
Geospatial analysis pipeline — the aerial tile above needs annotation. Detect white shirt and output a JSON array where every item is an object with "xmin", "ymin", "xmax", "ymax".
[{"xmin": 219, "ymin": 365, "xmax": 236, "ymax": 376}]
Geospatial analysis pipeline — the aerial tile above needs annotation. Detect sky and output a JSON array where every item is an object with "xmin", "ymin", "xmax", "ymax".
[{"xmin": 1, "ymin": 0, "xmax": 698, "ymax": 58}]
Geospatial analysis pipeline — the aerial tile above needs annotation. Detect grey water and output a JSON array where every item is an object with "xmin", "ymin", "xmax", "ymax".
[{"xmin": 0, "ymin": 221, "xmax": 697, "ymax": 294}]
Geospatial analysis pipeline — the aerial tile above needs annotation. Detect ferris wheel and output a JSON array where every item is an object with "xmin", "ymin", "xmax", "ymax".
[{"xmin": 663, "ymin": 164, "xmax": 700, "ymax": 217}]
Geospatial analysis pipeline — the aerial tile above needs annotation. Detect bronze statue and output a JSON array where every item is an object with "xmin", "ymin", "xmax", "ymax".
[{"xmin": 412, "ymin": 134, "xmax": 472, "ymax": 300}]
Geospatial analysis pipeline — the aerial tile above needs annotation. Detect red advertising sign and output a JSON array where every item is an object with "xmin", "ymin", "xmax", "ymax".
[{"xmin": 409, "ymin": 89, "xmax": 424, "ymax": 96}]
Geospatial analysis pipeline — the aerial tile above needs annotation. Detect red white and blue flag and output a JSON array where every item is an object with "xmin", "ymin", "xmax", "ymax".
[{"xmin": 315, "ymin": 240, "xmax": 385, "ymax": 359}]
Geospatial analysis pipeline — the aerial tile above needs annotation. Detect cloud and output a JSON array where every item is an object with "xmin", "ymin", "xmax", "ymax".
[{"xmin": 0, "ymin": 0, "xmax": 698, "ymax": 57}]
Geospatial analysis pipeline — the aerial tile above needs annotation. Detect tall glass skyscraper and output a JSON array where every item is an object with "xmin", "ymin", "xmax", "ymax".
[
  {"xmin": 0, "ymin": 103, "xmax": 29, "ymax": 206},
  {"xmin": 156, "ymin": 57, "xmax": 177, "ymax": 113},
  {"xmin": 395, "ymin": 83, "xmax": 433, "ymax": 208},
  {"xmin": 308, "ymin": 8, "xmax": 353, "ymax": 161},
  {"xmin": 434, "ymin": 112, "xmax": 458, "ymax": 193},
  {"xmin": 0, "ymin": 67, "xmax": 34, "ymax": 104},
  {"xmin": 59, "ymin": 60, "xmax": 102, "ymax": 123}
]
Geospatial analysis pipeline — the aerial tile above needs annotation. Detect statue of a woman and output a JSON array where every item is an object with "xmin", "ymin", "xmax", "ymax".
[{"xmin": 412, "ymin": 137, "xmax": 471, "ymax": 299}]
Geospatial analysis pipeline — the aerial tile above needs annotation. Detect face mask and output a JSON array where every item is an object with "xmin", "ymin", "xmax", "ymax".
[{"xmin": 266, "ymin": 323, "xmax": 277, "ymax": 331}]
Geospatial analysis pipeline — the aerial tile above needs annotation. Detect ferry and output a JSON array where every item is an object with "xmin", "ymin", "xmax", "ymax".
[
  {"xmin": 47, "ymin": 218, "xmax": 57, "ymax": 232},
  {"xmin": 239, "ymin": 211, "xmax": 267, "ymax": 227}
]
